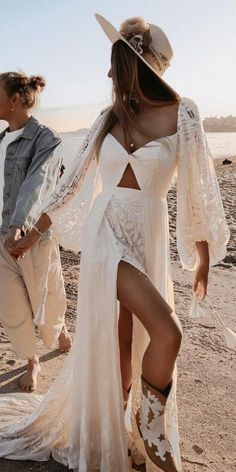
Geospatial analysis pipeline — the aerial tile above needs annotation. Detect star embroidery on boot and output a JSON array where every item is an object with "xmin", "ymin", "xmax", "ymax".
[{"xmin": 154, "ymin": 437, "xmax": 173, "ymax": 461}]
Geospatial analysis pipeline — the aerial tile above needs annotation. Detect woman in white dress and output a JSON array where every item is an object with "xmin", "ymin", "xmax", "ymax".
[{"xmin": 0, "ymin": 14, "xmax": 230, "ymax": 472}]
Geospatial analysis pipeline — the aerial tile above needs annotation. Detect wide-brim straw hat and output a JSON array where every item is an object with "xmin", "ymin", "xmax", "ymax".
[{"xmin": 95, "ymin": 13, "xmax": 178, "ymax": 97}]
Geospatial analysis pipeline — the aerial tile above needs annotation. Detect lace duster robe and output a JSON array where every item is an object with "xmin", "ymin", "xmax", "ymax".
[{"xmin": 0, "ymin": 97, "xmax": 230, "ymax": 472}]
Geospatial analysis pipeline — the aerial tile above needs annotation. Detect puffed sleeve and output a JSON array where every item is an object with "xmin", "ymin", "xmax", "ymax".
[
  {"xmin": 40, "ymin": 108, "xmax": 109, "ymax": 252},
  {"xmin": 176, "ymin": 98, "xmax": 230, "ymax": 271}
]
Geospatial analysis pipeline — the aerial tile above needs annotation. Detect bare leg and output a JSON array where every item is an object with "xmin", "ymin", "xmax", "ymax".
[
  {"xmin": 118, "ymin": 303, "xmax": 133, "ymax": 400},
  {"xmin": 58, "ymin": 325, "xmax": 72, "ymax": 353},
  {"xmin": 18, "ymin": 354, "xmax": 41, "ymax": 392},
  {"xmin": 117, "ymin": 261, "xmax": 182, "ymax": 390}
]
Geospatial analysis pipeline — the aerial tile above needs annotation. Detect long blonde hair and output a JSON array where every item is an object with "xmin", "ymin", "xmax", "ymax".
[{"xmin": 95, "ymin": 40, "xmax": 180, "ymax": 158}]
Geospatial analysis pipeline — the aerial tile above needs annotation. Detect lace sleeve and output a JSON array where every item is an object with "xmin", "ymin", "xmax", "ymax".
[
  {"xmin": 176, "ymin": 98, "xmax": 230, "ymax": 271},
  {"xmin": 41, "ymin": 109, "xmax": 109, "ymax": 252}
]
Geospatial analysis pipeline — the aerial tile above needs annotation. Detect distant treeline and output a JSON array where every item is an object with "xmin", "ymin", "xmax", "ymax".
[{"xmin": 203, "ymin": 116, "xmax": 236, "ymax": 132}]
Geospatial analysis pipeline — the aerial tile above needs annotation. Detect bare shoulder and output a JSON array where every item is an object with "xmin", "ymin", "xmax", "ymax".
[
  {"xmin": 150, "ymin": 101, "xmax": 181, "ymax": 137},
  {"xmin": 162, "ymin": 101, "xmax": 180, "ymax": 120}
]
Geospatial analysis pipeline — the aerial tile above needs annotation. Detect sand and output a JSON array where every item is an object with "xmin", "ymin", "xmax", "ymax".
[{"xmin": 0, "ymin": 158, "xmax": 235, "ymax": 472}]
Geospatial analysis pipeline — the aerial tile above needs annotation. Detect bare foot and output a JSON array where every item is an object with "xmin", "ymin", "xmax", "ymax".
[
  {"xmin": 18, "ymin": 356, "xmax": 41, "ymax": 392},
  {"xmin": 58, "ymin": 325, "xmax": 72, "ymax": 353}
]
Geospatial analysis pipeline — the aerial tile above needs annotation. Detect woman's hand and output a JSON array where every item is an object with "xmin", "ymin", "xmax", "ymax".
[
  {"xmin": 193, "ymin": 262, "xmax": 209, "ymax": 300},
  {"xmin": 4, "ymin": 227, "xmax": 22, "ymax": 254},
  {"xmin": 5, "ymin": 215, "xmax": 51, "ymax": 259},
  {"xmin": 10, "ymin": 229, "xmax": 40, "ymax": 260}
]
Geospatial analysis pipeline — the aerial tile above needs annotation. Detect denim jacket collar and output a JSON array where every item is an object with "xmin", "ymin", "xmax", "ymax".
[{"xmin": 0, "ymin": 116, "xmax": 40, "ymax": 142}]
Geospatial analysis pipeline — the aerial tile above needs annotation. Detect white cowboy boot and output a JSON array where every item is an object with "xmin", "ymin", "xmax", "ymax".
[{"xmin": 136, "ymin": 376, "xmax": 180, "ymax": 472}]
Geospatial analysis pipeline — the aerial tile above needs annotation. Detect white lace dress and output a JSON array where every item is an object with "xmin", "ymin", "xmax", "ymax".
[{"xmin": 0, "ymin": 97, "xmax": 230, "ymax": 472}]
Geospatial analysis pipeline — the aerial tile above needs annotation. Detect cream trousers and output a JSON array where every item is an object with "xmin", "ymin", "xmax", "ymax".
[{"xmin": 0, "ymin": 235, "xmax": 67, "ymax": 359}]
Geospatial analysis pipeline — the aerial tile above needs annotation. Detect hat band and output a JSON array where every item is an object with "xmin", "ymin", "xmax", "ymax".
[
  {"xmin": 150, "ymin": 47, "xmax": 170, "ymax": 75},
  {"xmin": 122, "ymin": 31, "xmax": 170, "ymax": 76}
]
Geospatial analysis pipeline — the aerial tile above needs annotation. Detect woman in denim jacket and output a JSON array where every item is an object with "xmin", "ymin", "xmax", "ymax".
[{"xmin": 0, "ymin": 72, "xmax": 72, "ymax": 392}]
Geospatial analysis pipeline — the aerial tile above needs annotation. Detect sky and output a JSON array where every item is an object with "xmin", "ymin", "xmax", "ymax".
[{"xmin": 1, "ymin": 0, "xmax": 236, "ymax": 131}]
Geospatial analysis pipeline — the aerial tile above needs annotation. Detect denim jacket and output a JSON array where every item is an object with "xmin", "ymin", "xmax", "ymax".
[{"xmin": 0, "ymin": 117, "xmax": 62, "ymax": 235}]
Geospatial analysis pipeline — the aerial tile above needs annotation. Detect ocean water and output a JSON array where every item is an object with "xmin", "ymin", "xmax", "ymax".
[
  {"xmin": 61, "ymin": 132, "xmax": 236, "ymax": 171},
  {"xmin": 206, "ymin": 133, "xmax": 236, "ymax": 159}
]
